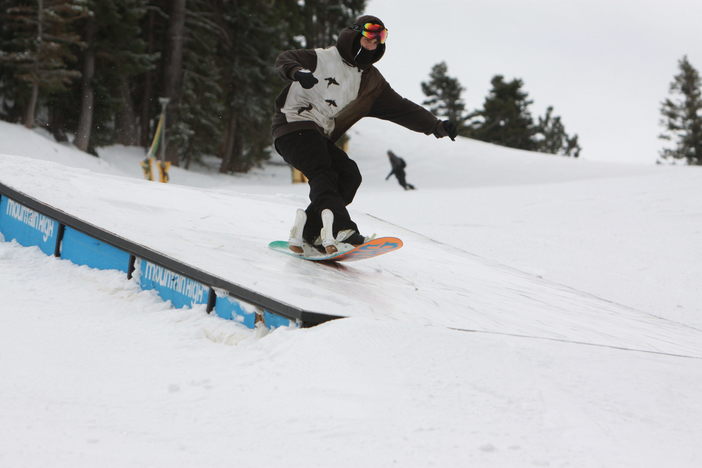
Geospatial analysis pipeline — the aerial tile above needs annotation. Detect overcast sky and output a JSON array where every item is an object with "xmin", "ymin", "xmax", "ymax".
[{"xmin": 364, "ymin": 0, "xmax": 702, "ymax": 163}]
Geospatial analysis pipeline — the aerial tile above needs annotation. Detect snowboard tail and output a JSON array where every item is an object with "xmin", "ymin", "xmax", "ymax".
[{"xmin": 268, "ymin": 237, "xmax": 403, "ymax": 262}]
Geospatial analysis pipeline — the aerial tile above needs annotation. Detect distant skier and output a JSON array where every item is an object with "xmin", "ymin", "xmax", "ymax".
[
  {"xmin": 385, "ymin": 150, "xmax": 415, "ymax": 190},
  {"xmin": 272, "ymin": 14, "xmax": 457, "ymax": 254}
]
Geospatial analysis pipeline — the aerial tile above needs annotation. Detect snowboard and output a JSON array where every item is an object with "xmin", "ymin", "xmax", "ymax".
[{"xmin": 268, "ymin": 237, "xmax": 403, "ymax": 262}]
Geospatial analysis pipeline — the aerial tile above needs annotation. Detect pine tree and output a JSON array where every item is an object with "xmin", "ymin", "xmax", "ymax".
[
  {"xmin": 0, "ymin": 0, "xmax": 370, "ymax": 174},
  {"xmin": 72, "ymin": 8, "xmax": 96, "ymax": 151},
  {"xmin": 421, "ymin": 61, "xmax": 469, "ymax": 133},
  {"xmin": 659, "ymin": 55, "xmax": 702, "ymax": 165},
  {"xmin": 68, "ymin": 0, "xmax": 154, "ymax": 151},
  {"xmin": 0, "ymin": 0, "xmax": 88, "ymax": 128},
  {"xmin": 301, "ymin": 0, "xmax": 366, "ymax": 48},
  {"xmin": 470, "ymin": 75, "xmax": 537, "ymax": 151},
  {"xmin": 175, "ymin": 0, "xmax": 225, "ymax": 168},
  {"xmin": 214, "ymin": 0, "xmax": 323, "ymax": 173},
  {"xmin": 161, "ymin": 0, "xmax": 187, "ymax": 165},
  {"xmin": 132, "ymin": 1, "xmax": 173, "ymax": 149},
  {"xmin": 0, "ymin": 8, "xmax": 25, "ymax": 122},
  {"xmin": 534, "ymin": 106, "xmax": 581, "ymax": 157},
  {"xmin": 564, "ymin": 134, "xmax": 581, "ymax": 158}
]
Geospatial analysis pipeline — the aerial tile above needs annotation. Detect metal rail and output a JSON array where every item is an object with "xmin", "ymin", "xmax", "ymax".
[{"xmin": 0, "ymin": 181, "xmax": 339, "ymax": 327}]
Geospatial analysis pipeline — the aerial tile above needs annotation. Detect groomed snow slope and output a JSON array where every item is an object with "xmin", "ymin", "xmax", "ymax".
[
  {"xmin": 1, "ymin": 119, "xmax": 701, "ymax": 467},
  {"xmin": 1, "ymin": 152, "xmax": 699, "ymax": 357}
]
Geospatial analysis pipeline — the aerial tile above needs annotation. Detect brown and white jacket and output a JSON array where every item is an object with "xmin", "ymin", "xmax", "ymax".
[{"xmin": 272, "ymin": 21, "xmax": 442, "ymax": 143}]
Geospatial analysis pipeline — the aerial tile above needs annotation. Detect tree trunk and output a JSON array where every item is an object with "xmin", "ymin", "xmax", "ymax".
[
  {"xmin": 74, "ymin": 16, "xmax": 96, "ymax": 152},
  {"xmin": 48, "ymin": 99, "xmax": 68, "ymax": 142},
  {"xmin": 23, "ymin": 81, "xmax": 39, "ymax": 128},
  {"xmin": 231, "ymin": 133, "xmax": 245, "ymax": 172},
  {"xmin": 24, "ymin": 0, "xmax": 43, "ymax": 128},
  {"xmin": 162, "ymin": 0, "xmax": 187, "ymax": 165},
  {"xmin": 303, "ymin": 0, "xmax": 317, "ymax": 48},
  {"xmin": 139, "ymin": 9, "xmax": 156, "ymax": 149},
  {"xmin": 115, "ymin": 77, "xmax": 139, "ymax": 145},
  {"xmin": 219, "ymin": 114, "xmax": 237, "ymax": 173}
]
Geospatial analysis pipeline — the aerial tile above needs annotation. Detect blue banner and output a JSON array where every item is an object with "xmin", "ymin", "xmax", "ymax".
[
  {"xmin": 0, "ymin": 196, "xmax": 60, "ymax": 256},
  {"xmin": 263, "ymin": 310, "xmax": 296, "ymax": 329},
  {"xmin": 214, "ymin": 295, "xmax": 258, "ymax": 328},
  {"xmin": 138, "ymin": 259, "xmax": 210, "ymax": 309},
  {"xmin": 60, "ymin": 226, "xmax": 131, "ymax": 273}
]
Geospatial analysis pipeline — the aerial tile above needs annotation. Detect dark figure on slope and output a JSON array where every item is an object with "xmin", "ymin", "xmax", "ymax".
[
  {"xmin": 272, "ymin": 15, "xmax": 457, "ymax": 254},
  {"xmin": 385, "ymin": 150, "xmax": 415, "ymax": 190}
]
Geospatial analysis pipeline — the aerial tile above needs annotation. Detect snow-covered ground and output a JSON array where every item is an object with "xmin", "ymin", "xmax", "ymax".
[{"xmin": 1, "ymin": 119, "xmax": 701, "ymax": 467}]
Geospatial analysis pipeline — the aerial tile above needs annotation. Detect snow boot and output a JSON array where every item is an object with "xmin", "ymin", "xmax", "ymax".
[
  {"xmin": 288, "ymin": 209, "xmax": 307, "ymax": 254},
  {"xmin": 320, "ymin": 209, "xmax": 372, "ymax": 254},
  {"xmin": 320, "ymin": 209, "xmax": 337, "ymax": 253},
  {"xmin": 336, "ymin": 229, "xmax": 369, "ymax": 245}
]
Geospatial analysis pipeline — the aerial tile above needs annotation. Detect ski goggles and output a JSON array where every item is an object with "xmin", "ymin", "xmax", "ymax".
[{"xmin": 352, "ymin": 23, "xmax": 388, "ymax": 43}]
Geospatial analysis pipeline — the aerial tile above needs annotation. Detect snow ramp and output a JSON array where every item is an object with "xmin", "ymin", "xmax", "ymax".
[{"xmin": 2, "ymin": 154, "xmax": 701, "ymax": 358}]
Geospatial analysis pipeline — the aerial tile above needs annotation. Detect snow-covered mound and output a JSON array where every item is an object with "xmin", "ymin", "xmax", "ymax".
[{"xmin": 348, "ymin": 119, "xmax": 657, "ymax": 189}]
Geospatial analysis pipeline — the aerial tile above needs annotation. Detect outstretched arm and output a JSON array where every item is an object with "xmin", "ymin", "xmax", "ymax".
[
  {"xmin": 369, "ymin": 83, "xmax": 458, "ymax": 140},
  {"xmin": 368, "ymin": 84, "xmax": 439, "ymax": 135}
]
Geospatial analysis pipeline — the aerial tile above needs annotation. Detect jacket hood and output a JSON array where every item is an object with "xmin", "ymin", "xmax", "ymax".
[{"xmin": 335, "ymin": 15, "xmax": 386, "ymax": 69}]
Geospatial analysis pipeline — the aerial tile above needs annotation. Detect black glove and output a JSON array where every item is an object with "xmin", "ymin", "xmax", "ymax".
[
  {"xmin": 293, "ymin": 70, "xmax": 318, "ymax": 89},
  {"xmin": 434, "ymin": 120, "xmax": 458, "ymax": 141}
]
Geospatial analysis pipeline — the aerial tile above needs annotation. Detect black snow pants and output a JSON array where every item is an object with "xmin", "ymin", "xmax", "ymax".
[
  {"xmin": 394, "ymin": 168, "xmax": 409, "ymax": 189},
  {"xmin": 274, "ymin": 130, "xmax": 362, "ymax": 243}
]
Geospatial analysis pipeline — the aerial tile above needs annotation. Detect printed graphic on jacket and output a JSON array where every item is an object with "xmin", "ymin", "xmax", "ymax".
[{"xmin": 280, "ymin": 47, "xmax": 363, "ymax": 136}]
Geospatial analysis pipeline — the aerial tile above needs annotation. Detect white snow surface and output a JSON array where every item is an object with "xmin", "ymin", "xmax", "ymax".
[{"xmin": 1, "ymin": 118, "xmax": 702, "ymax": 467}]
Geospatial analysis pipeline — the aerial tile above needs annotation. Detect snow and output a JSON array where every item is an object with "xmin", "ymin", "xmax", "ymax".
[{"xmin": 1, "ymin": 119, "xmax": 702, "ymax": 467}]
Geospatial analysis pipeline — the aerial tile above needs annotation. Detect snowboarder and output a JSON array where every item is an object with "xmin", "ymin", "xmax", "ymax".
[
  {"xmin": 272, "ymin": 15, "xmax": 457, "ymax": 254},
  {"xmin": 385, "ymin": 150, "xmax": 415, "ymax": 190}
]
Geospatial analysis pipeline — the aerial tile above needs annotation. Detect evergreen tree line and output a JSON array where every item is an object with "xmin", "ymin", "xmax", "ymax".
[
  {"xmin": 421, "ymin": 61, "xmax": 581, "ymax": 157},
  {"xmin": 422, "ymin": 55, "xmax": 702, "ymax": 165},
  {"xmin": 3, "ymin": 1, "xmax": 696, "ymax": 168},
  {"xmin": 658, "ymin": 55, "xmax": 702, "ymax": 165},
  {"xmin": 0, "ymin": 0, "xmax": 366, "ymax": 172}
]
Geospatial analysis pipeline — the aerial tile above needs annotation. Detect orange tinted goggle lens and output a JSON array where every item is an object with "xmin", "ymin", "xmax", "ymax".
[{"xmin": 360, "ymin": 23, "xmax": 388, "ymax": 43}]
